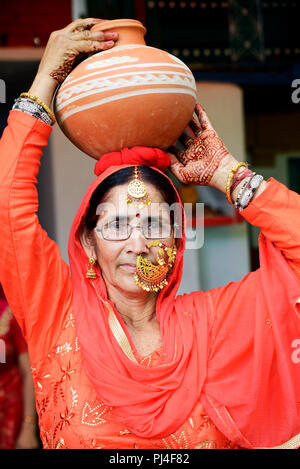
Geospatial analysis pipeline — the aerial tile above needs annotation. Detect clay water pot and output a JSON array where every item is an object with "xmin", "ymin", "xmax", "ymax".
[{"xmin": 54, "ymin": 19, "xmax": 197, "ymax": 160}]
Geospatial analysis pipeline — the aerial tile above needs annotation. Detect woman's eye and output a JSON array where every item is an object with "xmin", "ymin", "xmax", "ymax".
[
  {"xmin": 112, "ymin": 221, "xmax": 126, "ymax": 230},
  {"xmin": 148, "ymin": 223, "xmax": 161, "ymax": 232}
]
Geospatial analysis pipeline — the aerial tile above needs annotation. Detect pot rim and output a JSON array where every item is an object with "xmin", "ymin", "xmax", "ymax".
[{"xmin": 91, "ymin": 19, "xmax": 147, "ymax": 35}]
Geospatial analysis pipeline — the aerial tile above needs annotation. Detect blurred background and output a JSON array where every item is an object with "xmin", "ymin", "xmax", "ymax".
[{"xmin": 0, "ymin": 0, "xmax": 300, "ymax": 294}]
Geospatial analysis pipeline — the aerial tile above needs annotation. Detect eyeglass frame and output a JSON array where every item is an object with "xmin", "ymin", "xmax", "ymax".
[{"xmin": 94, "ymin": 219, "xmax": 179, "ymax": 241}]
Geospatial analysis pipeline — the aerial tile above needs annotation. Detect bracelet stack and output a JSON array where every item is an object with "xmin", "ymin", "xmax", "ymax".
[
  {"xmin": 226, "ymin": 161, "xmax": 264, "ymax": 212},
  {"xmin": 230, "ymin": 166, "xmax": 254, "ymax": 193},
  {"xmin": 226, "ymin": 162, "xmax": 248, "ymax": 204},
  {"xmin": 234, "ymin": 176, "xmax": 253, "ymax": 209},
  {"xmin": 235, "ymin": 174, "xmax": 264, "ymax": 212},
  {"xmin": 12, "ymin": 92, "xmax": 56, "ymax": 126}
]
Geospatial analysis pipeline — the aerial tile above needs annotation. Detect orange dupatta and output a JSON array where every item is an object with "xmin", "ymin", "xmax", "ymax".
[
  {"xmin": 68, "ymin": 147, "xmax": 300, "ymax": 446},
  {"xmin": 68, "ymin": 148, "xmax": 208, "ymax": 439}
]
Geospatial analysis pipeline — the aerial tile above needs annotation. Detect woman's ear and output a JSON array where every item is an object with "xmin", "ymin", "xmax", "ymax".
[{"xmin": 79, "ymin": 226, "xmax": 97, "ymax": 259}]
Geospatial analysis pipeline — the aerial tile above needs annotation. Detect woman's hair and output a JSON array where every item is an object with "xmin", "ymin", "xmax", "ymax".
[{"xmin": 80, "ymin": 166, "xmax": 178, "ymax": 240}]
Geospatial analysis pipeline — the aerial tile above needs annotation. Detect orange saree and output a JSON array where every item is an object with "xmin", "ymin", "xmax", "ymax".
[{"xmin": 0, "ymin": 110, "xmax": 299, "ymax": 448}]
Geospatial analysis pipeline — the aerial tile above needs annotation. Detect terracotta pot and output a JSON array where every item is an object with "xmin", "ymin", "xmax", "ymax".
[{"xmin": 54, "ymin": 19, "xmax": 197, "ymax": 160}]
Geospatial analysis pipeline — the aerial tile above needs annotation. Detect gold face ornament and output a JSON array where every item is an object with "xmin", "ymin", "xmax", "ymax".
[
  {"xmin": 134, "ymin": 240, "xmax": 177, "ymax": 293},
  {"xmin": 126, "ymin": 166, "xmax": 176, "ymax": 293},
  {"xmin": 126, "ymin": 166, "xmax": 151, "ymax": 208}
]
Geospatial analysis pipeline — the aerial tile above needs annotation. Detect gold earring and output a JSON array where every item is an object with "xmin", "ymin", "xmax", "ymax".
[{"xmin": 86, "ymin": 257, "xmax": 97, "ymax": 279}]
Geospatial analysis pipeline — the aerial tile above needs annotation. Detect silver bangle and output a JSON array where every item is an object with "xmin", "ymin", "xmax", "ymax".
[
  {"xmin": 12, "ymin": 98, "xmax": 53, "ymax": 126},
  {"xmin": 238, "ymin": 175, "xmax": 264, "ymax": 212},
  {"xmin": 234, "ymin": 175, "xmax": 254, "ymax": 209}
]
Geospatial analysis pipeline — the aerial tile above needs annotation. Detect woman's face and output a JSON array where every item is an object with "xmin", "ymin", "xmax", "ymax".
[{"xmin": 84, "ymin": 183, "xmax": 175, "ymax": 296}]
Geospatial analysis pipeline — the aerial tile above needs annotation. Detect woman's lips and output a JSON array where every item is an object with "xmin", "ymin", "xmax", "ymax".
[{"xmin": 120, "ymin": 264, "xmax": 137, "ymax": 273}]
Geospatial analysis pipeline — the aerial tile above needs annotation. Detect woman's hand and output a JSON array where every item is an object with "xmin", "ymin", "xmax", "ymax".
[
  {"xmin": 43, "ymin": 18, "xmax": 118, "ymax": 85},
  {"xmin": 168, "ymin": 104, "xmax": 238, "ymax": 191},
  {"xmin": 28, "ymin": 18, "xmax": 118, "ymax": 107}
]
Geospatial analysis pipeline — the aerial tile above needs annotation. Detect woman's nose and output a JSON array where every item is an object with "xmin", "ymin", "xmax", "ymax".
[{"xmin": 126, "ymin": 226, "xmax": 149, "ymax": 254}]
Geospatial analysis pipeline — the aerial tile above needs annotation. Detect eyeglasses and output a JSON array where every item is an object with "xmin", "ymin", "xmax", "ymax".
[{"xmin": 95, "ymin": 220, "xmax": 173, "ymax": 241}]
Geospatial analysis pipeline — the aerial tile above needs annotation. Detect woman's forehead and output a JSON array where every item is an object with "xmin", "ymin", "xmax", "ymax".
[
  {"xmin": 106, "ymin": 182, "xmax": 165, "ymax": 202},
  {"xmin": 96, "ymin": 184, "xmax": 171, "ymax": 219},
  {"xmin": 96, "ymin": 202, "xmax": 171, "ymax": 220}
]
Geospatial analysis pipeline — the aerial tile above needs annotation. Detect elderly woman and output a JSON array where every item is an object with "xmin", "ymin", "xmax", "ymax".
[{"xmin": 0, "ymin": 18, "xmax": 300, "ymax": 450}]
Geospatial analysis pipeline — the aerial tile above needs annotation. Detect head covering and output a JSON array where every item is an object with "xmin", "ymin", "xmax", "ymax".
[
  {"xmin": 94, "ymin": 147, "xmax": 170, "ymax": 177},
  {"xmin": 68, "ymin": 146, "xmax": 205, "ymax": 439}
]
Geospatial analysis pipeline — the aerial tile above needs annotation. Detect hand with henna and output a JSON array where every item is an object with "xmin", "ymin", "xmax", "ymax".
[
  {"xmin": 28, "ymin": 18, "xmax": 118, "ymax": 108},
  {"xmin": 168, "ymin": 104, "xmax": 239, "ymax": 193}
]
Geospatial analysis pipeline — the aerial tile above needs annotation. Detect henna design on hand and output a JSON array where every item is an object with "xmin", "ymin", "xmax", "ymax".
[
  {"xmin": 168, "ymin": 104, "xmax": 230, "ymax": 186},
  {"xmin": 49, "ymin": 52, "xmax": 78, "ymax": 85},
  {"xmin": 48, "ymin": 20, "xmax": 114, "ymax": 85}
]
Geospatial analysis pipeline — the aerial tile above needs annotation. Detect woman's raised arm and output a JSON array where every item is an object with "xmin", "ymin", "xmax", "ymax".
[
  {"xmin": 28, "ymin": 17, "xmax": 118, "ymax": 106},
  {"xmin": 170, "ymin": 106, "xmax": 300, "ymax": 447},
  {"xmin": 168, "ymin": 104, "xmax": 300, "ymax": 274},
  {"xmin": 0, "ymin": 19, "xmax": 118, "ymax": 359}
]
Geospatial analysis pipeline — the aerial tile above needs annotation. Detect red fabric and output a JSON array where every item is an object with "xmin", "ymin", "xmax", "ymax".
[
  {"xmin": 0, "ymin": 288, "xmax": 27, "ymax": 448},
  {"xmin": 94, "ymin": 147, "xmax": 170, "ymax": 176},
  {"xmin": 0, "ymin": 110, "xmax": 300, "ymax": 448}
]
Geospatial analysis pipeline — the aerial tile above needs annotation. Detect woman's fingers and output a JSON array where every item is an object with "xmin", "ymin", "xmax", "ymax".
[
  {"xmin": 72, "ymin": 29, "xmax": 118, "ymax": 43},
  {"xmin": 189, "ymin": 115, "xmax": 202, "ymax": 137},
  {"xmin": 178, "ymin": 133, "xmax": 195, "ymax": 149},
  {"xmin": 168, "ymin": 145, "xmax": 186, "ymax": 161},
  {"xmin": 63, "ymin": 17, "xmax": 105, "ymax": 33},
  {"xmin": 73, "ymin": 38, "xmax": 116, "ymax": 53},
  {"xmin": 59, "ymin": 18, "xmax": 118, "ymax": 46},
  {"xmin": 168, "ymin": 151, "xmax": 186, "ymax": 182},
  {"xmin": 42, "ymin": 19, "xmax": 118, "ymax": 85},
  {"xmin": 195, "ymin": 103, "xmax": 214, "ymax": 131}
]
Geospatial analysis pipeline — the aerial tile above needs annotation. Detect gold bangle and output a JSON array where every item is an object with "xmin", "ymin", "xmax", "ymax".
[
  {"xmin": 23, "ymin": 415, "xmax": 36, "ymax": 424},
  {"xmin": 226, "ymin": 162, "xmax": 247, "ymax": 204},
  {"xmin": 19, "ymin": 92, "xmax": 56, "ymax": 125}
]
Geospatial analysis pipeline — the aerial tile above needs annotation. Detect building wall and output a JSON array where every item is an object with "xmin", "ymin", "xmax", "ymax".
[{"xmin": 49, "ymin": 124, "xmax": 96, "ymax": 263}]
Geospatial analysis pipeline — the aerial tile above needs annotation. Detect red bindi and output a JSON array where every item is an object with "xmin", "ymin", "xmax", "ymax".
[{"xmin": 136, "ymin": 212, "xmax": 140, "ymax": 218}]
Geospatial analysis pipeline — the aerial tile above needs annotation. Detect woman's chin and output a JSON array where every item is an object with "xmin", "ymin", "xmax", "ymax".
[{"xmin": 118, "ymin": 272, "xmax": 144, "ymax": 294}]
